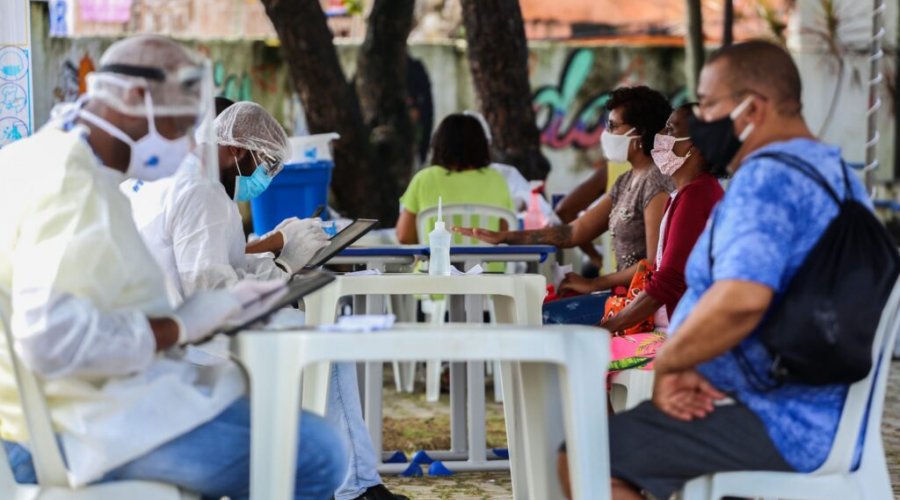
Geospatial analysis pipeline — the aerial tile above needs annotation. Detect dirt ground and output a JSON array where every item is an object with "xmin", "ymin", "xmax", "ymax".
[
  {"xmin": 381, "ymin": 372, "xmax": 512, "ymax": 499},
  {"xmin": 380, "ymin": 361, "xmax": 900, "ymax": 499}
]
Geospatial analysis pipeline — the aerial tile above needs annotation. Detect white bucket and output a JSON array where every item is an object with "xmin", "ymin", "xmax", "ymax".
[{"xmin": 287, "ymin": 132, "xmax": 341, "ymax": 164}]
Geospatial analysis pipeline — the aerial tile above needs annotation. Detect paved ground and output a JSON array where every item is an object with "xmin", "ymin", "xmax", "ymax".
[{"xmin": 379, "ymin": 361, "xmax": 900, "ymax": 499}]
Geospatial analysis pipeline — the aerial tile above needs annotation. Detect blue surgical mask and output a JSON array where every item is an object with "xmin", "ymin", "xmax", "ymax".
[{"xmin": 233, "ymin": 156, "xmax": 274, "ymax": 201}]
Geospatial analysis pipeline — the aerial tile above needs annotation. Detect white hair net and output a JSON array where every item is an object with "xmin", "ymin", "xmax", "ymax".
[
  {"xmin": 214, "ymin": 102, "xmax": 290, "ymax": 166},
  {"xmin": 86, "ymin": 35, "xmax": 205, "ymax": 117}
]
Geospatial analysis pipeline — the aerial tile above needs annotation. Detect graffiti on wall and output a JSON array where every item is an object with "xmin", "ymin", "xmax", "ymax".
[
  {"xmin": 533, "ymin": 50, "xmax": 608, "ymax": 150},
  {"xmin": 533, "ymin": 49, "xmax": 688, "ymax": 151},
  {"xmin": 53, "ymin": 52, "xmax": 95, "ymax": 104},
  {"xmin": 196, "ymin": 43, "xmax": 284, "ymax": 103},
  {"xmin": 42, "ymin": 40, "xmax": 296, "ymax": 131},
  {"xmin": 213, "ymin": 60, "xmax": 252, "ymax": 102}
]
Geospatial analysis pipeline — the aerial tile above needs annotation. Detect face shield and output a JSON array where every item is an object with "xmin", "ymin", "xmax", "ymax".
[
  {"xmin": 77, "ymin": 53, "xmax": 213, "ymax": 181},
  {"xmin": 193, "ymin": 60, "xmax": 219, "ymax": 184}
]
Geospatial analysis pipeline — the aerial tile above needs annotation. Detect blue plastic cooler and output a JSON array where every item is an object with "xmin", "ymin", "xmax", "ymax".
[{"xmin": 250, "ymin": 133, "xmax": 339, "ymax": 234}]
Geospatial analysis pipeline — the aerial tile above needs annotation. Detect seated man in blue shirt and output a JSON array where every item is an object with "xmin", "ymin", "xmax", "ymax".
[{"xmin": 557, "ymin": 40, "xmax": 872, "ymax": 500}]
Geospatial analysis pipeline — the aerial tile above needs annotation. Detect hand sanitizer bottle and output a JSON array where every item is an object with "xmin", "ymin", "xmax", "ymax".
[{"xmin": 429, "ymin": 196, "xmax": 452, "ymax": 276}]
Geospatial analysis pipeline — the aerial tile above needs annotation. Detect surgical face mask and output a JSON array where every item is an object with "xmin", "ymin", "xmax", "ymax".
[
  {"xmin": 600, "ymin": 127, "xmax": 636, "ymax": 163},
  {"xmin": 651, "ymin": 134, "xmax": 692, "ymax": 176},
  {"xmin": 79, "ymin": 86, "xmax": 194, "ymax": 181},
  {"xmin": 687, "ymin": 96, "xmax": 755, "ymax": 172},
  {"xmin": 233, "ymin": 153, "xmax": 274, "ymax": 201}
]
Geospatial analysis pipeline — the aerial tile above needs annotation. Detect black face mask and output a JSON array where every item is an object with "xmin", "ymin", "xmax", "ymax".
[
  {"xmin": 687, "ymin": 97, "xmax": 754, "ymax": 173},
  {"xmin": 687, "ymin": 112, "xmax": 743, "ymax": 173}
]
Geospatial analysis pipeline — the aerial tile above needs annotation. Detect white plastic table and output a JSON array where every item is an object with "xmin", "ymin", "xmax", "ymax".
[
  {"xmin": 238, "ymin": 324, "xmax": 611, "ymax": 500},
  {"xmin": 327, "ymin": 245, "xmax": 423, "ymax": 271},
  {"xmin": 302, "ymin": 274, "xmax": 546, "ymax": 476},
  {"xmin": 324, "ymin": 246, "xmax": 424, "ymax": 394},
  {"xmin": 323, "ymin": 246, "xmax": 558, "ymax": 472},
  {"xmin": 445, "ymin": 244, "xmax": 556, "ymax": 269},
  {"xmin": 420, "ymin": 245, "xmax": 557, "ymax": 465}
]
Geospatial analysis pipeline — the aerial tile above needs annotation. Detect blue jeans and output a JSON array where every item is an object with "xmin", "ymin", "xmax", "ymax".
[
  {"xmin": 3, "ymin": 398, "xmax": 346, "ymax": 500},
  {"xmin": 328, "ymin": 362, "xmax": 381, "ymax": 500},
  {"xmin": 542, "ymin": 292, "xmax": 610, "ymax": 325}
]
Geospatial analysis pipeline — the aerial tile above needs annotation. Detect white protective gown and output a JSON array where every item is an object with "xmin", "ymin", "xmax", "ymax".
[
  {"xmin": 124, "ymin": 155, "xmax": 287, "ymax": 306},
  {"xmin": 0, "ymin": 124, "xmax": 244, "ymax": 486}
]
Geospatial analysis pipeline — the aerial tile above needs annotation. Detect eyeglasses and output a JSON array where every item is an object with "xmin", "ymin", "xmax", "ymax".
[
  {"xmin": 606, "ymin": 119, "xmax": 636, "ymax": 134},
  {"xmin": 251, "ymin": 150, "xmax": 283, "ymax": 177},
  {"xmin": 693, "ymin": 90, "xmax": 768, "ymax": 120},
  {"xmin": 693, "ymin": 92, "xmax": 738, "ymax": 117}
]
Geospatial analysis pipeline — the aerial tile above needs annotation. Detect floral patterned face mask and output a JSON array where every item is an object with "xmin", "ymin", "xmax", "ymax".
[{"xmin": 651, "ymin": 133, "xmax": 692, "ymax": 176}]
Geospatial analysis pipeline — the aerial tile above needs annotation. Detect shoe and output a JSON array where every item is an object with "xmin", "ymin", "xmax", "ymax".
[{"xmin": 352, "ymin": 484, "xmax": 410, "ymax": 500}]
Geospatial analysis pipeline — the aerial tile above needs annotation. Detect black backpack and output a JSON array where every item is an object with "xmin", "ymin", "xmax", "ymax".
[{"xmin": 708, "ymin": 152, "xmax": 900, "ymax": 388}]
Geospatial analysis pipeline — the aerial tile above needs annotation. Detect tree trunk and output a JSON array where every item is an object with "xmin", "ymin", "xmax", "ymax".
[
  {"xmin": 685, "ymin": 0, "xmax": 705, "ymax": 99},
  {"xmin": 260, "ymin": 0, "xmax": 407, "ymax": 224},
  {"xmin": 355, "ymin": 0, "xmax": 416, "ymax": 220},
  {"xmin": 722, "ymin": 0, "xmax": 734, "ymax": 47},
  {"xmin": 460, "ymin": 0, "xmax": 550, "ymax": 180}
]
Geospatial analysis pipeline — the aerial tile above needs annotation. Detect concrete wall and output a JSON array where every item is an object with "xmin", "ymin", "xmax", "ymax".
[
  {"xmin": 28, "ymin": 3, "xmax": 898, "ymax": 200},
  {"xmin": 788, "ymin": 0, "xmax": 898, "ymax": 182}
]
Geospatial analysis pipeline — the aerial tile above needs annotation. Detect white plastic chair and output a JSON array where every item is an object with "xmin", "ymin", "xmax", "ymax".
[
  {"xmin": 609, "ymin": 369, "xmax": 654, "ymax": 413},
  {"xmin": 0, "ymin": 304, "xmax": 198, "ymax": 499},
  {"xmin": 239, "ymin": 323, "xmax": 611, "ymax": 500},
  {"xmin": 416, "ymin": 203, "xmax": 518, "ymax": 247},
  {"xmin": 681, "ymin": 279, "xmax": 900, "ymax": 500},
  {"xmin": 416, "ymin": 203, "xmax": 518, "ymax": 403}
]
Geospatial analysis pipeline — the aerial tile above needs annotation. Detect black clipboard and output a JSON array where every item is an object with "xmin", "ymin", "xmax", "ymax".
[
  {"xmin": 302, "ymin": 218, "xmax": 378, "ymax": 270},
  {"xmin": 185, "ymin": 269, "xmax": 336, "ymax": 345}
]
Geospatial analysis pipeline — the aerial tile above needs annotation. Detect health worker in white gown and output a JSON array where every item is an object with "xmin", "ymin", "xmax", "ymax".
[
  {"xmin": 0, "ymin": 35, "xmax": 345, "ymax": 499},
  {"xmin": 125, "ymin": 99, "xmax": 404, "ymax": 500}
]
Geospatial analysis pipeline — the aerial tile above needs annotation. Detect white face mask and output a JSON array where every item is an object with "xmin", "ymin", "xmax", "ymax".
[
  {"xmin": 600, "ymin": 127, "xmax": 636, "ymax": 163},
  {"xmin": 732, "ymin": 96, "xmax": 756, "ymax": 142},
  {"xmin": 78, "ymin": 80, "xmax": 194, "ymax": 181}
]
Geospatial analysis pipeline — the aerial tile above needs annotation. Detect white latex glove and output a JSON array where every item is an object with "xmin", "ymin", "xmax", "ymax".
[
  {"xmin": 274, "ymin": 217, "xmax": 330, "ymax": 272},
  {"xmin": 172, "ymin": 290, "xmax": 242, "ymax": 345},
  {"xmin": 230, "ymin": 279, "xmax": 287, "ymax": 305},
  {"xmin": 226, "ymin": 279, "xmax": 289, "ymax": 327},
  {"xmin": 173, "ymin": 280, "xmax": 287, "ymax": 344}
]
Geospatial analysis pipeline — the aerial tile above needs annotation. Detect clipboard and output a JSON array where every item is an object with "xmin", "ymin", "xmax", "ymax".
[
  {"xmin": 302, "ymin": 218, "xmax": 378, "ymax": 270},
  {"xmin": 184, "ymin": 269, "xmax": 336, "ymax": 345}
]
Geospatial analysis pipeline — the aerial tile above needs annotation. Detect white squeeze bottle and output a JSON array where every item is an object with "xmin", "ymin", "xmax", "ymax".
[{"xmin": 428, "ymin": 196, "xmax": 452, "ymax": 276}]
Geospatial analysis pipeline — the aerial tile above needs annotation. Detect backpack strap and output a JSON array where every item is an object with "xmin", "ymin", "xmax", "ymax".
[
  {"xmin": 704, "ymin": 150, "xmax": 849, "ymax": 392},
  {"xmin": 751, "ymin": 151, "xmax": 844, "ymax": 205},
  {"xmin": 708, "ymin": 150, "xmax": 848, "ymax": 271}
]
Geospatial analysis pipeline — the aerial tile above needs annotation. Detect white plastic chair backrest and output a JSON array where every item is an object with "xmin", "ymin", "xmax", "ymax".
[
  {"xmin": 815, "ymin": 278, "xmax": 900, "ymax": 474},
  {"xmin": 417, "ymin": 203, "xmax": 516, "ymax": 246},
  {"xmin": 0, "ymin": 298, "xmax": 70, "ymax": 487}
]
